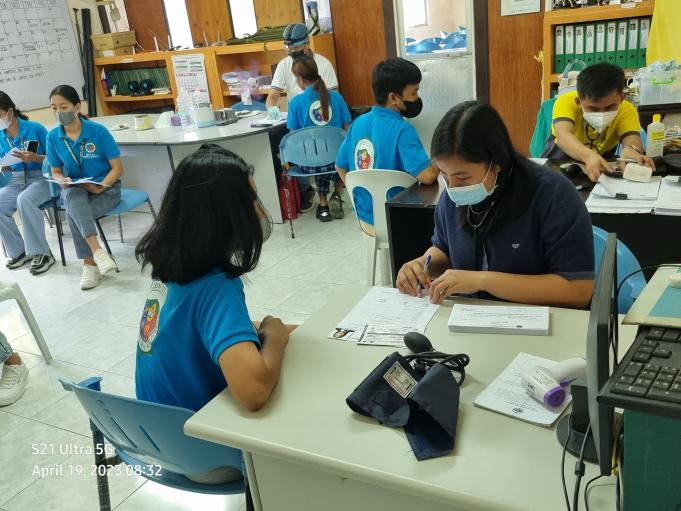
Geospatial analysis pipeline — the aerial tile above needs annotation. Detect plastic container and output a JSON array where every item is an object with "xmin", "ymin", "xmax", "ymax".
[
  {"xmin": 176, "ymin": 88, "xmax": 197, "ymax": 132},
  {"xmin": 639, "ymin": 70, "xmax": 681, "ymax": 106},
  {"xmin": 646, "ymin": 113, "xmax": 665, "ymax": 158}
]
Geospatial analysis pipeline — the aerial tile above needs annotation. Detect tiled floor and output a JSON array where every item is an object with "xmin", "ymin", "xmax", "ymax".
[{"xmin": 0, "ymin": 198, "xmax": 380, "ymax": 511}]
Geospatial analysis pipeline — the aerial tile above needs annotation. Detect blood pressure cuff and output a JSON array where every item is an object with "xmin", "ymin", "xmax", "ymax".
[{"xmin": 346, "ymin": 353, "xmax": 460, "ymax": 460}]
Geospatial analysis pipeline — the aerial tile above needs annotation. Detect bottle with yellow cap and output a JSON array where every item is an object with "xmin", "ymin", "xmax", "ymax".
[{"xmin": 646, "ymin": 113, "xmax": 665, "ymax": 158}]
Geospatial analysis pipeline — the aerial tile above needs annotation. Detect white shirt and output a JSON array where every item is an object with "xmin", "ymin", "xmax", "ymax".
[{"xmin": 270, "ymin": 52, "xmax": 338, "ymax": 99}]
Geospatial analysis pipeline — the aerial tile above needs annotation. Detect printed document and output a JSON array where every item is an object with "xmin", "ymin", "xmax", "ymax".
[{"xmin": 448, "ymin": 305, "xmax": 550, "ymax": 335}]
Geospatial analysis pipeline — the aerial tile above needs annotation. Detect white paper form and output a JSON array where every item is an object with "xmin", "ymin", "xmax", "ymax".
[
  {"xmin": 654, "ymin": 179, "xmax": 681, "ymax": 216},
  {"xmin": 594, "ymin": 175, "xmax": 661, "ymax": 200},
  {"xmin": 329, "ymin": 287, "xmax": 439, "ymax": 345},
  {"xmin": 0, "ymin": 150, "xmax": 22, "ymax": 167},
  {"xmin": 473, "ymin": 352, "xmax": 571, "ymax": 427},
  {"xmin": 448, "ymin": 305, "xmax": 549, "ymax": 335},
  {"xmin": 585, "ymin": 192, "xmax": 655, "ymax": 214}
]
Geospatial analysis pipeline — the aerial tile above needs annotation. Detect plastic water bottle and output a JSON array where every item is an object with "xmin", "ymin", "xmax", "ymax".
[{"xmin": 177, "ymin": 88, "xmax": 197, "ymax": 132}]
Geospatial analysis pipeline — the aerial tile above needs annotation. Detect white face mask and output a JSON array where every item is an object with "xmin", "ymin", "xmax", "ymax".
[
  {"xmin": 0, "ymin": 111, "xmax": 11, "ymax": 130},
  {"xmin": 582, "ymin": 109, "xmax": 618, "ymax": 133}
]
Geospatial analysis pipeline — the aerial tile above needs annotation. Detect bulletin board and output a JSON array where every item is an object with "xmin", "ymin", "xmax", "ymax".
[{"xmin": 0, "ymin": 0, "xmax": 84, "ymax": 110}]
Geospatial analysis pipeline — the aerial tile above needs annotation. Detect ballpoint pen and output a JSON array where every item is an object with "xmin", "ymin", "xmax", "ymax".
[{"xmin": 417, "ymin": 254, "xmax": 432, "ymax": 295}]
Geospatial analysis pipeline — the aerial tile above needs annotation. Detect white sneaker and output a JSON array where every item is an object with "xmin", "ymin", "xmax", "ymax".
[
  {"xmin": 93, "ymin": 249, "xmax": 118, "ymax": 275},
  {"xmin": 80, "ymin": 264, "xmax": 102, "ymax": 290},
  {"xmin": 0, "ymin": 362, "xmax": 29, "ymax": 406}
]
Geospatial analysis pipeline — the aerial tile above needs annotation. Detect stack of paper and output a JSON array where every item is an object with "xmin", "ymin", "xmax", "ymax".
[
  {"xmin": 328, "ymin": 287, "xmax": 439, "ymax": 347},
  {"xmin": 448, "ymin": 305, "xmax": 550, "ymax": 336},
  {"xmin": 654, "ymin": 178, "xmax": 681, "ymax": 216},
  {"xmin": 251, "ymin": 113, "xmax": 287, "ymax": 127},
  {"xmin": 473, "ymin": 352, "xmax": 571, "ymax": 427},
  {"xmin": 585, "ymin": 175, "xmax": 661, "ymax": 214}
]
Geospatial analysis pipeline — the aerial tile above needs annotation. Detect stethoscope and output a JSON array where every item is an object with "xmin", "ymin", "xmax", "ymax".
[{"xmin": 584, "ymin": 121, "xmax": 605, "ymax": 149}]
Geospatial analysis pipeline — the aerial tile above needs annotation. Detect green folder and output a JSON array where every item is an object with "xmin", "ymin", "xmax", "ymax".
[
  {"xmin": 564, "ymin": 24, "xmax": 575, "ymax": 69},
  {"xmin": 605, "ymin": 21, "xmax": 617, "ymax": 66},
  {"xmin": 626, "ymin": 18, "xmax": 639, "ymax": 69},
  {"xmin": 584, "ymin": 24, "xmax": 595, "ymax": 66},
  {"xmin": 638, "ymin": 17, "xmax": 650, "ymax": 68},
  {"xmin": 554, "ymin": 25, "xmax": 565, "ymax": 74},
  {"xmin": 616, "ymin": 20, "xmax": 628, "ymax": 69},
  {"xmin": 595, "ymin": 22, "xmax": 606, "ymax": 64},
  {"xmin": 574, "ymin": 24, "xmax": 585, "ymax": 65}
]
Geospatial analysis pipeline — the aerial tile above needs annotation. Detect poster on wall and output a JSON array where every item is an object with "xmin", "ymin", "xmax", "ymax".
[{"xmin": 501, "ymin": 0, "xmax": 541, "ymax": 16}]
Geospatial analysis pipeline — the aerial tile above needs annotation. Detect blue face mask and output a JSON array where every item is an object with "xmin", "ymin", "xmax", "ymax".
[{"xmin": 446, "ymin": 162, "xmax": 497, "ymax": 207}]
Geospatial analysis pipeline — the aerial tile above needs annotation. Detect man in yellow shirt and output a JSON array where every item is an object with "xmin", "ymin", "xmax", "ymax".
[{"xmin": 543, "ymin": 63, "xmax": 654, "ymax": 181}]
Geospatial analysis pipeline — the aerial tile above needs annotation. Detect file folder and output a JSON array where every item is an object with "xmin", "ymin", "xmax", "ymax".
[
  {"xmin": 616, "ymin": 20, "xmax": 628, "ymax": 69},
  {"xmin": 574, "ymin": 24, "xmax": 585, "ymax": 64},
  {"xmin": 584, "ymin": 24, "xmax": 595, "ymax": 66},
  {"xmin": 606, "ymin": 21, "xmax": 617, "ymax": 65},
  {"xmin": 554, "ymin": 25, "xmax": 565, "ymax": 73},
  {"xmin": 595, "ymin": 22, "xmax": 606, "ymax": 64},
  {"xmin": 564, "ymin": 24, "xmax": 575, "ymax": 69},
  {"xmin": 638, "ymin": 17, "xmax": 650, "ymax": 68},
  {"xmin": 626, "ymin": 18, "xmax": 639, "ymax": 69}
]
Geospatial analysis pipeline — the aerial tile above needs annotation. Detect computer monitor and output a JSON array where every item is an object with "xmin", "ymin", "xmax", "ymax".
[{"xmin": 556, "ymin": 232, "xmax": 616, "ymax": 477}]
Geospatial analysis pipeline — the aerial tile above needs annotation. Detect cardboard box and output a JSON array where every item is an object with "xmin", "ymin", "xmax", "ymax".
[
  {"xmin": 97, "ymin": 47, "xmax": 133, "ymax": 57},
  {"xmin": 91, "ymin": 30, "xmax": 136, "ymax": 51}
]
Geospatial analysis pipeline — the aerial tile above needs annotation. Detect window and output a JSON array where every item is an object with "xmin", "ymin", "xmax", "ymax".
[
  {"xmin": 163, "ymin": 0, "xmax": 193, "ymax": 49},
  {"xmin": 402, "ymin": 0, "xmax": 428, "ymax": 28},
  {"xmin": 229, "ymin": 0, "xmax": 258, "ymax": 39}
]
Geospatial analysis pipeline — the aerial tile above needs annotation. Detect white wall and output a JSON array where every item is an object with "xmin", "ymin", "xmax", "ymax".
[{"xmin": 404, "ymin": 0, "xmax": 466, "ymax": 41}]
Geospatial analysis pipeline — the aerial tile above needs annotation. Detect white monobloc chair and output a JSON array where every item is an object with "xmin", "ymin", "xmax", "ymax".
[
  {"xmin": 345, "ymin": 170, "xmax": 418, "ymax": 286},
  {"xmin": 0, "ymin": 281, "xmax": 52, "ymax": 364}
]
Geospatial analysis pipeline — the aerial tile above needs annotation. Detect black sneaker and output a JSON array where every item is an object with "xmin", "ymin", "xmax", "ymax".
[
  {"xmin": 29, "ymin": 253, "xmax": 55, "ymax": 275},
  {"xmin": 300, "ymin": 189, "xmax": 315, "ymax": 213},
  {"xmin": 316, "ymin": 205, "xmax": 332, "ymax": 222},
  {"xmin": 6, "ymin": 253, "xmax": 30, "ymax": 270},
  {"xmin": 328, "ymin": 192, "xmax": 345, "ymax": 219}
]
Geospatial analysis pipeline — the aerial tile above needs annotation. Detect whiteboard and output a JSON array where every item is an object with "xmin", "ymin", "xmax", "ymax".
[{"xmin": 0, "ymin": 0, "xmax": 85, "ymax": 111}]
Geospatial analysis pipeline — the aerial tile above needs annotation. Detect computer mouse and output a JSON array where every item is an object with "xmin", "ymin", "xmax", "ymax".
[
  {"xmin": 669, "ymin": 273, "xmax": 681, "ymax": 289},
  {"xmin": 560, "ymin": 162, "xmax": 582, "ymax": 177}
]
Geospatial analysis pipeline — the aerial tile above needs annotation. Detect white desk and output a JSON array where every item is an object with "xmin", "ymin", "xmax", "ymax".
[
  {"xmin": 185, "ymin": 286, "xmax": 637, "ymax": 511},
  {"xmin": 93, "ymin": 114, "xmax": 284, "ymax": 223}
]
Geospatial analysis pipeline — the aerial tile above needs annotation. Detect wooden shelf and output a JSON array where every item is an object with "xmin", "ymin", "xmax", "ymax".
[
  {"xmin": 103, "ymin": 94, "xmax": 174, "ymax": 102},
  {"xmin": 544, "ymin": 2, "xmax": 654, "ymax": 25},
  {"xmin": 94, "ymin": 51, "xmax": 170, "ymax": 65},
  {"xmin": 549, "ymin": 69, "xmax": 638, "ymax": 83},
  {"xmin": 222, "ymin": 88, "xmax": 272, "ymax": 97}
]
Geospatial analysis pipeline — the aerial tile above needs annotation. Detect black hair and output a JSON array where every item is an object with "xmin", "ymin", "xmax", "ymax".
[
  {"xmin": 49, "ymin": 84, "xmax": 88, "ymax": 119},
  {"xmin": 0, "ymin": 91, "xmax": 29, "ymax": 120},
  {"xmin": 371, "ymin": 57, "xmax": 421, "ymax": 105},
  {"xmin": 135, "ymin": 143, "xmax": 268, "ymax": 284},
  {"xmin": 576, "ymin": 63, "xmax": 625, "ymax": 101},
  {"xmin": 431, "ymin": 101, "xmax": 537, "ymax": 236},
  {"xmin": 292, "ymin": 56, "xmax": 329, "ymax": 121}
]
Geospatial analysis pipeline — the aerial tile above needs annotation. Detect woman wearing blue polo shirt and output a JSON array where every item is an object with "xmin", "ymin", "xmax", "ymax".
[
  {"xmin": 46, "ymin": 85, "xmax": 122, "ymax": 290},
  {"xmin": 0, "ymin": 92, "xmax": 54, "ymax": 274},
  {"xmin": 287, "ymin": 56, "xmax": 351, "ymax": 222},
  {"xmin": 396, "ymin": 101, "xmax": 594, "ymax": 308}
]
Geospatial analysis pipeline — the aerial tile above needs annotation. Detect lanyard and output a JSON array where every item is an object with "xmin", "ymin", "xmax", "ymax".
[{"xmin": 61, "ymin": 137, "xmax": 85, "ymax": 178}]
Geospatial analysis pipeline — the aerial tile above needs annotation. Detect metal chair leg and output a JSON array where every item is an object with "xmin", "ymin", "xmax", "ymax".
[
  {"xmin": 44, "ymin": 210, "xmax": 54, "ymax": 228},
  {"xmin": 285, "ymin": 175, "xmax": 295, "ymax": 239},
  {"xmin": 95, "ymin": 219, "xmax": 119, "ymax": 272},
  {"xmin": 117, "ymin": 214, "xmax": 123, "ymax": 243},
  {"xmin": 53, "ymin": 203, "xmax": 66, "ymax": 266},
  {"xmin": 147, "ymin": 199, "xmax": 157, "ymax": 221}
]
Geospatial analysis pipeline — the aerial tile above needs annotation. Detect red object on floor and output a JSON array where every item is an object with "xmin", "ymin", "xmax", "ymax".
[{"xmin": 278, "ymin": 174, "xmax": 301, "ymax": 220}]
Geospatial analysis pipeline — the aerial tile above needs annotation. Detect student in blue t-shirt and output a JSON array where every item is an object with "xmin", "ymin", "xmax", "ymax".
[
  {"xmin": 287, "ymin": 56, "xmax": 351, "ymax": 222},
  {"xmin": 0, "ymin": 91, "xmax": 54, "ymax": 274},
  {"xmin": 46, "ymin": 85, "xmax": 123, "ymax": 290},
  {"xmin": 396, "ymin": 101, "xmax": 594, "ymax": 309},
  {"xmin": 335, "ymin": 57, "xmax": 438, "ymax": 234},
  {"xmin": 135, "ymin": 143, "xmax": 290, "ymax": 415}
]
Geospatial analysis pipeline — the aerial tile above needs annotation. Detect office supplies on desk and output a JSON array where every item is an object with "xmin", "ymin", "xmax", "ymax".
[
  {"xmin": 417, "ymin": 254, "xmax": 431, "ymax": 294},
  {"xmin": 447, "ymin": 304, "xmax": 550, "ymax": 336},
  {"xmin": 623, "ymin": 163, "xmax": 653, "ymax": 183},
  {"xmin": 474, "ymin": 352, "xmax": 571, "ymax": 427},
  {"xmin": 654, "ymin": 179, "xmax": 681, "ymax": 216},
  {"xmin": 585, "ymin": 192, "xmax": 655, "ymax": 214},
  {"xmin": 251, "ymin": 115, "xmax": 287, "ymax": 128},
  {"xmin": 624, "ymin": 268, "xmax": 681, "ymax": 329},
  {"xmin": 329, "ymin": 287, "xmax": 438, "ymax": 345},
  {"xmin": 594, "ymin": 175, "xmax": 660, "ymax": 200},
  {"xmin": 520, "ymin": 358, "xmax": 586, "ymax": 407}
]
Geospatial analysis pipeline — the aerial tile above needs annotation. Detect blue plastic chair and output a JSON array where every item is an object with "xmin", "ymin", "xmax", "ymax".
[
  {"xmin": 441, "ymin": 31, "xmax": 466, "ymax": 50},
  {"xmin": 592, "ymin": 226, "xmax": 646, "ymax": 313},
  {"xmin": 279, "ymin": 126, "xmax": 346, "ymax": 238},
  {"xmin": 405, "ymin": 40, "xmax": 440, "ymax": 54},
  {"xmin": 60, "ymin": 376, "xmax": 248, "ymax": 511},
  {"xmin": 39, "ymin": 160, "xmax": 157, "ymax": 266}
]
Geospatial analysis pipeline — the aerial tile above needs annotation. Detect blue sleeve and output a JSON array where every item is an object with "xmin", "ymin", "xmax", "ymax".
[
  {"xmin": 287, "ymin": 98, "xmax": 302, "ymax": 130},
  {"xmin": 196, "ymin": 276, "xmax": 260, "ymax": 365},
  {"xmin": 536, "ymin": 174, "xmax": 595, "ymax": 280},
  {"xmin": 335, "ymin": 132, "xmax": 350, "ymax": 170},
  {"xmin": 397, "ymin": 125, "xmax": 431, "ymax": 177},
  {"xmin": 431, "ymin": 192, "xmax": 450, "ymax": 256},
  {"xmin": 45, "ymin": 131, "xmax": 63, "ymax": 168},
  {"xmin": 36, "ymin": 124, "xmax": 48, "ymax": 156},
  {"xmin": 99, "ymin": 125, "xmax": 121, "ymax": 160}
]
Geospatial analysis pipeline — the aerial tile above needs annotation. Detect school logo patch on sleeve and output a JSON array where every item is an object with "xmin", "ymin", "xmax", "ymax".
[
  {"xmin": 308, "ymin": 100, "xmax": 333, "ymax": 126},
  {"xmin": 138, "ymin": 280, "xmax": 167, "ymax": 354},
  {"xmin": 354, "ymin": 139, "xmax": 375, "ymax": 170}
]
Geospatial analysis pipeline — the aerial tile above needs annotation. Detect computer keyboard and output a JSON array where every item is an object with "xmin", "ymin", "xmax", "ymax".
[{"xmin": 599, "ymin": 326, "xmax": 681, "ymax": 420}]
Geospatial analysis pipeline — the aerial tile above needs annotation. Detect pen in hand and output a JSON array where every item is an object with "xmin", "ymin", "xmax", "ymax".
[{"xmin": 417, "ymin": 254, "xmax": 432, "ymax": 297}]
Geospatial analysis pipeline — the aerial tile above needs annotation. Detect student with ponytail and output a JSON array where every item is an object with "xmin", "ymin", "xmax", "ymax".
[
  {"xmin": 287, "ymin": 56, "xmax": 352, "ymax": 222},
  {"xmin": 0, "ymin": 91, "xmax": 54, "ymax": 274}
]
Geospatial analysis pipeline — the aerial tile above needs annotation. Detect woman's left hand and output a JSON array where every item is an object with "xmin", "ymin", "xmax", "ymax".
[
  {"xmin": 429, "ymin": 270, "xmax": 483, "ymax": 304},
  {"xmin": 81, "ymin": 182, "xmax": 105, "ymax": 194}
]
